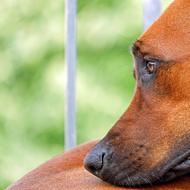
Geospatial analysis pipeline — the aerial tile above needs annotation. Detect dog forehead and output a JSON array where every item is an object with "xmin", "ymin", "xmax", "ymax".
[{"xmin": 139, "ymin": 0, "xmax": 190, "ymax": 61}]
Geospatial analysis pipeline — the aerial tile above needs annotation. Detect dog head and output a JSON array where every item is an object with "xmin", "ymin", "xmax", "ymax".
[{"xmin": 84, "ymin": 0, "xmax": 190, "ymax": 186}]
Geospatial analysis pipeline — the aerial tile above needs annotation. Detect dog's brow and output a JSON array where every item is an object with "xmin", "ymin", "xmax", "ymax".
[
  {"xmin": 132, "ymin": 42, "xmax": 166, "ymax": 64},
  {"xmin": 131, "ymin": 43, "xmax": 143, "ymax": 57},
  {"xmin": 131, "ymin": 43, "xmax": 137, "ymax": 55}
]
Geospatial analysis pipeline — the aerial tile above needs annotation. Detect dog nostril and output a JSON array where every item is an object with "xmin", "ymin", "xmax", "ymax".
[
  {"xmin": 84, "ymin": 151, "xmax": 105, "ymax": 175},
  {"xmin": 101, "ymin": 153, "xmax": 105, "ymax": 162}
]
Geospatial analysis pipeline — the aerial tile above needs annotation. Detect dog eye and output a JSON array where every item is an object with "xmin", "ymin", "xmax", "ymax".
[{"xmin": 145, "ymin": 61, "xmax": 157, "ymax": 74}]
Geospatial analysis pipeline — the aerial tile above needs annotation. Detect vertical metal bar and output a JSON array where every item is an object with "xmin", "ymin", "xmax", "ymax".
[
  {"xmin": 64, "ymin": 0, "xmax": 77, "ymax": 150},
  {"xmin": 143, "ymin": 0, "xmax": 161, "ymax": 31}
]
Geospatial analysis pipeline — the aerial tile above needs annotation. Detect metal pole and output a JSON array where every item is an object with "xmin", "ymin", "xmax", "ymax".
[
  {"xmin": 64, "ymin": 0, "xmax": 77, "ymax": 150},
  {"xmin": 143, "ymin": 0, "xmax": 161, "ymax": 31}
]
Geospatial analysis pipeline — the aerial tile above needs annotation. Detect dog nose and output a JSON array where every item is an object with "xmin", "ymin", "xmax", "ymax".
[{"xmin": 84, "ymin": 144, "xmax": 105, "ymax": 176}]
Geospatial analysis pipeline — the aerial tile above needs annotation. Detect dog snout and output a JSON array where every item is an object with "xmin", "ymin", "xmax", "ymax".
[{"xmin": 84, "ymin": 143, "xmax": 106, "ymax": 176}]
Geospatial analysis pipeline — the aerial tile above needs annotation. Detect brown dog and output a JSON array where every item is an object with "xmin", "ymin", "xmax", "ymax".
[{"xmin": 7, "ymin": 0, "xmax": 190, "ymax": 189}]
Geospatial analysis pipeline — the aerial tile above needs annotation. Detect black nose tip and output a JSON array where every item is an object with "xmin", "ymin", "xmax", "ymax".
[{"xmin": 84, "ymin": 144, "xmax": 105, "ymax": 176}]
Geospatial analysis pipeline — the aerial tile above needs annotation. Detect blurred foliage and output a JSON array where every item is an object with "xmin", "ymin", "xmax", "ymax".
[{"xmin": 0, "ymin": 0, "xmax": 172, "ymax": 189}]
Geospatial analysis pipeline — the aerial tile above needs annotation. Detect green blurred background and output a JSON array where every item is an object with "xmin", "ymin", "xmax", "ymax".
[{"xmin": 0, "ymin": 0, "xmax": 172, "ymax": 189}]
